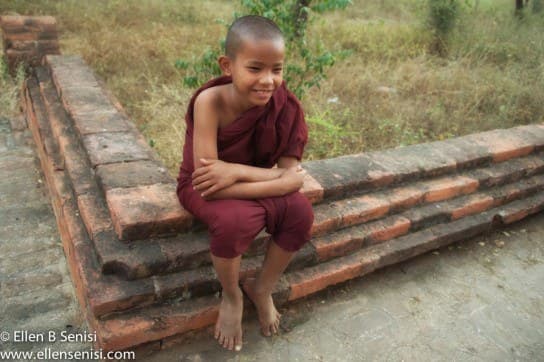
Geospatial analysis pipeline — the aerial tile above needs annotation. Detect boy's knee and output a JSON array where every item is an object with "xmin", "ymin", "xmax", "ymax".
[
  {"xmin": 208, "ymin": 208, "xmax": 263, "ymax": 258},
  {"xmin": 284, "ymin": 192, "xmax": 314, "ymax": 231}
]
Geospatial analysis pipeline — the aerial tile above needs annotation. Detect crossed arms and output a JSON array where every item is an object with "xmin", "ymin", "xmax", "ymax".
[{"xmin": 191, "ymin": 90, "xmax": 305, "ymax": 200}]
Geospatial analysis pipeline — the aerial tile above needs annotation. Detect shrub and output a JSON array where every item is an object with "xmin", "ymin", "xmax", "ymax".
[{"xmin": 175, "ymin": 0, "xmax": 351, "ymax": 99}]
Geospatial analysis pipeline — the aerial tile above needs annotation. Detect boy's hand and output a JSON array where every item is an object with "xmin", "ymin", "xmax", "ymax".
[
  {"xmin": 192, "ymin": 158, "xmax": 238, "ymax": 197},
  {"xmin": 279, "ymin": 165, "xmax": 306, "ymax": 193}
]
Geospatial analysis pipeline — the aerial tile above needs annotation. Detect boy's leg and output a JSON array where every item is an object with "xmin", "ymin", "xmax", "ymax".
[
  {"xmin": 211, "ymin": 254, "xmax": 244, "ymax": 351},
  {"xmin": 243, "ymin": 241, "xmax": 295, "ymax": 336}
]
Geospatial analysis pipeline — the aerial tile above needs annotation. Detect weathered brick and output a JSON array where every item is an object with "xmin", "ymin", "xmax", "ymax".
[
  {"xmin": 424, "ymin": 176, "xmax": 479, "ymax": 202},
  {"xmin": 515, "ymin": 125, "xmax": 544, "ymax": 151},
  {"xmin": 368, "ymin": 216, "xmax": 411, "ymax": 244},
  {"xmin": 300, "ymin": 171, "xmax": 324, "ymax": 204},
  {"xmin": 311, "ymin": 228, "xmax": 366, "ymax": 262},
  {"xmin": 450, "ymin": 195, "xmax": 494, "ymax": 220},
  {"xmin": 60, "ymin": 86, "xmax": 114, "ymax": 118},
  {"xmin": 157, "ymin": 234, "xmax": 210, "ymax": 272},
  {"xmin": 48, "ymin": 59, "xmax": 98, "ymax": 90},
  {"xmin": 94, "ymin": 296, "xmax": 220, "ymax": 352},
  {"xmin": 83, "ymin": 132, "xmax": 151, "ymax": 167},
  {"xmin": 152, "ymin": 266, "xmax": 220, "ymax": 302},
  {"xmin": 465, "ymin": 129, "xmax": 535, "ymax": 163},
  {"xmin": 495, "ymin": 192, "xmax": 544, "ymax": 224},
  {"xmin": 8, "ymin": 39, "xmax": 59, "ymax": 52},
  {"xmin": 386, "ymin": 186, "xmax": 424, "ymax": 211},
  {"xmin": 90, "ymin": 229, "xmax": 190, "ymax": 282},
  {"xmin": 105, "ymin": 183, "xmax": 193, "ymax": 241},
  {"xmin": 310, "ymin": 204, "xmax": 342, "ymax": 236},
  {"xmin": 95, "ymin": 160, "xmax": 172, "ymax": 191},
  {"xmin": 286, "ymin": 250, "xmax": 380, "ymax": 301},
  {"xmin": 343, "ymin": 195, "xmax": 390, "ymax": 227},
  {"xmin": 26, "ymin": 78, "xmax": 64, "ymax": 171},
  {"xmin": 77, "ymin": 194, "xmax": 113, "ymax": 238},
  {"xmin": 401, "ymin": 203, "xmax": 450, "ymax": 231},
  {"xmin": 90, "ymin": 276, "xmax": 156, "ymax": 317},
  {"xmin": 0, "ymin": 15, "xmax": 57, "ymax": 33},
  {"xmin": 523, "ymin": 154, "xmax": 544, "ymax": 176},
  {"xmin": 303, "ymin": 154, "xmax": 393, "ymax": 199},
  {"xmin": 72, "ymin": 110, "xmax": 131, "ymax": 135},
  {"xmin": 490, "ymin": 174, "xmax": 544, "ymax": 206},
  {"xmin": 368, "ymin": 149, "xmax": 424, "ymax": 184},
  {"xmin": 38, "ymin": 75, "xmax": 97, "ymax": 196},
  {"xmin": 286, "ymin": 243, "xmax": 318, "ymax": 271}
]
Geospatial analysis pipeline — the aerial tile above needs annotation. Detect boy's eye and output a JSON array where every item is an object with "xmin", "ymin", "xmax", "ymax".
[
  {"xmin": 273, "ymin": 68, "xmax": 283, "ymax": 74},
  {"xmin": 247, "ymin": 67, "xmax": 260, "ymax": 72}
]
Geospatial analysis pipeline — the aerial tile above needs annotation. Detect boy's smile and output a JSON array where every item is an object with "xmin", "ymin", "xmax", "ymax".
[{"xmin": 220, "ymin": 37, "xmax": 285, "ymax": 111}]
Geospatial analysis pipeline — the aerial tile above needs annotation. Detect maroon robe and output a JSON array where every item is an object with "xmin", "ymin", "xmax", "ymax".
[{"xmin": 176, "ymin": 76, "xmax": 313, "ymax": 258}]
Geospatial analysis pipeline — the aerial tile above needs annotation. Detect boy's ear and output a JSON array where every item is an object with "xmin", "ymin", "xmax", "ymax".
[{"xmin": 218, "ymin": 55, "xmax": 232, "ymax": 76}]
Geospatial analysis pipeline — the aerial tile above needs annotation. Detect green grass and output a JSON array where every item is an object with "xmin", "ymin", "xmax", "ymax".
[{"xmin": 1, "ymin": 0, "xmax": 543, "ymax": 173}]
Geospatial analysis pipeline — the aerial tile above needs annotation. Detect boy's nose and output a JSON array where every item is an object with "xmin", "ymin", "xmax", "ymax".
[{"xmin": 260, "ymin": 72, "xmax": 274, "ymax": 85}]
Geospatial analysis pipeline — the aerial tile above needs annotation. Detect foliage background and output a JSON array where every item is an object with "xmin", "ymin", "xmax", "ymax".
[{"xmin": 0, "ymin": 0, "xmax": 543, "ymax": 174}]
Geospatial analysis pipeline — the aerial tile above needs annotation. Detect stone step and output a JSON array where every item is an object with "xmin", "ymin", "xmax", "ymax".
[
  {"xmin": 94, "ymin": 155, "xmax": 544, "ymax": 280},
  {"xmin": 40, "ymin": 59, "xmax": 190, "ymax": 241},
  {"xmin": 88, "ymin": 191, "xmax": 544, "ymax": 351},
  {"xmin": 86, "ymin": 175, "xmax": 544, "ymax": 318},
  {"xmin": 25, "ymin": 75, "xmax": 544, "ymax": 286}
]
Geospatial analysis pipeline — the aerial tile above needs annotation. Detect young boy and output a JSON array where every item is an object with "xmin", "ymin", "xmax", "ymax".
[{"xmin": 176, "ymin": 15, "xmax": 314, "ymax": 352}]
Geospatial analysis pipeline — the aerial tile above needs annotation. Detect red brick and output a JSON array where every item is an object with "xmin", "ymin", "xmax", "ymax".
[
  {"xmin": 367, "ymin": 169, "xmax": 395, "ymax": 188},
  {"xmin": 157, "ymin": 235, "xmax": 210, "ymax": 272},
  {"xmin": 94, "ymin": 296, "xmax": 220, "ymax": 352},
  {"xmin": 468, "ymin": 130, "xmax": 535, "ymax": 163},
  {"xmin": 496, "ymin": 193, "xmax": 544, "ymax": 224},
  {"xmin": 287, "ymin": 251, "xmax": 380, "ymax": 301},
  {"xmin": 77, "ymin": 194, "xmax": 113, "ymax": 237},
  {"xmin": 0, "ymin": 15, "xmax": 57, "ymax": 32},
  {"xmin": 424, "ymin": 176, "xmax": 479, "ymax": 202},
  {"xmin": 451, "ymin": 195, "xmax": 494, "ymax": 220},
  {"xmin": 300, "ymin": 172, "xmax": 324, "ymax": 204},
  {"xmin": 310, "ymin": 206, "xmax": 342, "ymax": 236},
  {"xmin": 105, "ymin": 183, "xmax": 193, "ymax": 241},
  {"xmin": 387, "ymin": 186, "xmax": 424, "ymax": 211},
  {"xmin": 83, "ymin": 132, "xmax": 151, "ymax": 167},
  {"xmin": 311, "ymin": 229, "xmax": 365, "ymax": 262},
  {"xmin": 369, "ymin": 216, "xmax": 411, "ymax": 243},
  {"xmin": 95, "ymin": 160, "xmax": 172, "ymax": 190},
  {"xmin": 2, "ymin": 31, "xmax": 58, "ymax": 42},
  {"xmin": 343, "ymin": 195, "xmax": 390, "ymax": 226},
  {"xmin": 72, "ymin": 110, "xmax": 131, "ymax": 135}
]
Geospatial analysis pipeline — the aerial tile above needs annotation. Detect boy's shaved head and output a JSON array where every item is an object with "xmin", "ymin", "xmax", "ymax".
[{"xmin": 225, "ymin": 15, "xmax": 284, "ymax": 58}]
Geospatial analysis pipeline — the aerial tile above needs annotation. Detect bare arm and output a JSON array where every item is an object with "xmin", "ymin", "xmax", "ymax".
[{"xmin": 202, "ymin": 157, "xmax": 304, "ymax": 200}]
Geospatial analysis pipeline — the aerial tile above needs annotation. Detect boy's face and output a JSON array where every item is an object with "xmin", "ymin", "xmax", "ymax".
[{"xmin": 221, "ymin": 37, "xmax": 285, "ymax": 108}]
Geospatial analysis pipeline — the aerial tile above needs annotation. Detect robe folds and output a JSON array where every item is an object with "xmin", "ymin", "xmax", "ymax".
[{"xmin": 176, "ymin": 76, "xmax": 314, "ymax": 258}]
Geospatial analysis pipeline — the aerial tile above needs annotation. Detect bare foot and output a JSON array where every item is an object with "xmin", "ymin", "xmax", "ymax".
[
  {"xmin": 242, "ymin": 278, "xmax": 281, "ymax": 336},
  {"xmin": 214, "ymin": 288, "xmax": 243, "ymax": 351}
]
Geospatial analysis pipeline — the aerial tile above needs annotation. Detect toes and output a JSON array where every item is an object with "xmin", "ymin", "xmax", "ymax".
[
  {"xmin": 234, "ymin": 336, "xmax": 242, "ymax": 352},
  {"xmin": 227, "ymin": 337, "xmax": 234, "ymax": 351}
]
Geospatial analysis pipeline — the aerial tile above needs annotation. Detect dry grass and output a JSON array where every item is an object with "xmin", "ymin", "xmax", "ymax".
[{"xmin": 1, "ymin": 0, "xmax": 543, "ymax": 173}]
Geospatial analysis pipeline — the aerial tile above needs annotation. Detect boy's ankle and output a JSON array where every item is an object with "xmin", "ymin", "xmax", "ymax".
[{"xmin": 222, "ymin": 288, "xmax": 243, "ymax": 302}]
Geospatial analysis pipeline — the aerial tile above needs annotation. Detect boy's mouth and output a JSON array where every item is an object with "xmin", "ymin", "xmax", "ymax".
[{"xmin": 254, "ymin": 89, "xmax": 273, "ymax": 97}]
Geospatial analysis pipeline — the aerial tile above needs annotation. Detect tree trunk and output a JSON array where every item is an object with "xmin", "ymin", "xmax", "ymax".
[{"xmin": 516, "ymin": 0, "xmax": 525, "ymax": 17}]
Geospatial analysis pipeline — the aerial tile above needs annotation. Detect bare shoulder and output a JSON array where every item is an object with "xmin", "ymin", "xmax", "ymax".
[{"xmin": 194, "ymin": 87, "xmax": 220, "ymax": 113}]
